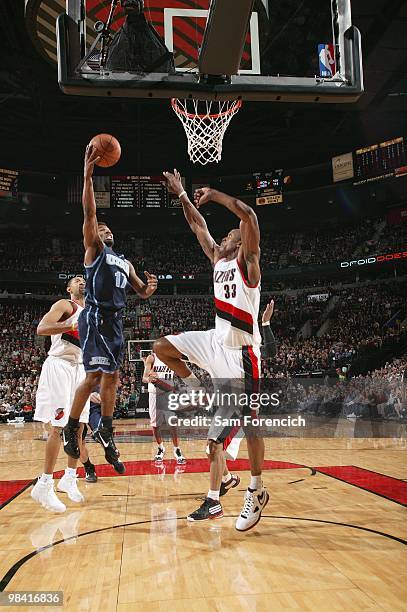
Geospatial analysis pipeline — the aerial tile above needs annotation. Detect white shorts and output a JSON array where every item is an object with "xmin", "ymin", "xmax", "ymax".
[
  {"xmin": 34, "ymin": 356, "xmax": 90, "ymax": 427},
  {"xmin": 166, "ymin": 329, "xmax": 261, "ymax": 450},
  {"xmin": 166, "ymin": 329, "xmax": 261, "ymax": 380},
  {"xmin": 149, "ymin": 392, "xmax": 167, "ymax": 428}
]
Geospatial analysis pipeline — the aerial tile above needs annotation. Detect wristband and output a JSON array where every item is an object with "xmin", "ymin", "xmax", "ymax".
[
  {"xmin": 178, "ymin": 190, "xmax": 187, "ymax": 199},
  {"xmin": 262, "ymin": 322, "xmax": 270, "ymax": 326}
]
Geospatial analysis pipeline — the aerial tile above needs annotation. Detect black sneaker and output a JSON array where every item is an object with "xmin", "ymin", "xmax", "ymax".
[
  {"xmin": 93, "ymin": 426, "xmax": 125, "ymax": 473},
  {"xmin": 85, "ymin": 464, "xmax": 98, "ymax": 483},
  {"xmin": 62, "ymin": 424, "xmax": 80, "ymax": 459},
  {"xmin": 187, "ymin": 497, "xmax": 223, "ymax": 522},
  {"xmin": 111, "ymin": 459, "xmax": 126, "ymax": 474},
  {"xmin": 220, "ymin": 474, "xmax": 240, "ymax": 497}
]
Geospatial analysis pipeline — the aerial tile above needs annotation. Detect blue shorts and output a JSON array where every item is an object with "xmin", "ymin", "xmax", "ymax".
[{"xmin": 78, "ymin": 307, "xmax": 124, "ymax": 374}]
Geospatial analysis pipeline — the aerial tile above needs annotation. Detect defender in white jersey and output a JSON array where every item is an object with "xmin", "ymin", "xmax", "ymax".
[
  {"xmin": 155, "ymin": 171, "xmax": 268, "ymax": 531},
  {"xmin": 32, "ymin": 277, "xmax": 92, "ymax": 513},
  {"xmin": 142, "ymin": 353, "xmax": 186, "ymax": 464}
]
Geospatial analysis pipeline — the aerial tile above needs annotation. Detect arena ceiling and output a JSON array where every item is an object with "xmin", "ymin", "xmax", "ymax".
[{"xmin": 0, "ymin": 0, "xmax": 406, "ymax": 176}]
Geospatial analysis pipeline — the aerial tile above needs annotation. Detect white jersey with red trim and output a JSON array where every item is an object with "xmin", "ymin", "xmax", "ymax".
[
  {"xmin": 148, "ymin": 354, "xmax": 175, "ymax": 394},
  {"xmin": 48, "ymin": 300, "xmax": 83, "ymax": 364},
  {"xmin": 213, "ymin": 257, "xmax": 261, "ymax": 349}
]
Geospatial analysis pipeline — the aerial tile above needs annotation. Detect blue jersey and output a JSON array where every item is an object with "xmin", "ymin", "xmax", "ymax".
[{"xmin": 84, "ymin": 245, "xmax": 130, "ymax": 313}]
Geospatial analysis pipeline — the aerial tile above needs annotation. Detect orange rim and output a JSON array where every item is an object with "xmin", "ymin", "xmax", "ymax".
[{"xmin": 171, "ymin": 98, "xmax": 242, "ymax": 120}]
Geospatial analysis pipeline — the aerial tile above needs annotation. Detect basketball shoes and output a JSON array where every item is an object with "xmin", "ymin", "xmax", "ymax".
[
  {"xmin": 235, "ymin": 487, "xmax": 269, "ymax": 532},
  {"xmin": 220, "ymin": 474, "xmax": 240, "ymax": 497},
  {"xmin": 93, "ymin": 426, "xmax": 126, "ymax": 474},
  {"xmin": 173, "ymin": 447, "xmax": 186, "ymax": 464},
  {"xmin": 31, "ymin": 478, "xmax": 66, "ymax": 513},
  {"xmin": 154, "ymin": 446, "xmax": 165, "ymax": 462},
  {"xmin": 187, "ymin": 498, "xmax": 223, "ymax": 521},
  {"xmin": 62, "ymin": 423, "xmax": 80, "ymax": 459},
  {"xmin": 57, "ymin": 472, "xmax": 85, "ymax": 503}
]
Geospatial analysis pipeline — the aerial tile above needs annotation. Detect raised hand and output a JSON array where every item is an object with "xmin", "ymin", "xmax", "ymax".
[
  {"xmin": 194, "ymin": 187, "xmax": 213, "ymax": 208},
  {"xmin": 163, "ymin": 169, "xmax": 184, "ymax": 195},
  {"xmin": 262, "ymin": 300, "xmax": 275, "ymax": 324},
  {"xmin": 84, "ymin": 144, "xmax": 100, "ymax": 179}
]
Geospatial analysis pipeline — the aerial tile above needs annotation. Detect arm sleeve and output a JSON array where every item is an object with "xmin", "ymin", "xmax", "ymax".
[{"xmin": 260, "ymin": 324, "xmax": 277, "ymax": 359}]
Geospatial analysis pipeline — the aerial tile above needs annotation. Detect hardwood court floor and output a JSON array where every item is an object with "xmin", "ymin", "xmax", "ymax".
[{"xmin": 0, "ymin": 421, "xmax": 406, "ymax": 611}]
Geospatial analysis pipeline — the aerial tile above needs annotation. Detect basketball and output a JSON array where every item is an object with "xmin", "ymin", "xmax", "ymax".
[{"xmin": 89, "ymin": 133, "xmax": 121, "ymax": 168}]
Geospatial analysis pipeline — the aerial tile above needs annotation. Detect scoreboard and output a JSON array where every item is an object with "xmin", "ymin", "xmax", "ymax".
[
  {"xmin": 253, "ymin": 171, "xmax": 284, "ymax": 205},
  {"xmin": 353, "ymin": 136, "xmax": 407, "ymax": 185},
  {"xmin": 111, "ymin": 176, "xmax": 184, "ymax": 208},
  {"xmin": 0, "ymin": 168, "xmax": 18, "ymax": 199}
]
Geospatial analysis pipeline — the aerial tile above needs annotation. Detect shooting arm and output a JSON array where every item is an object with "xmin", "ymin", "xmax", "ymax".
[
  {"xmin": 82, "ymin": 145, "xmax": 104, "ymax": 263},
  {"xmin": 207, "ymin": 189, "xmax": 260, "ymax": 283},
  {"xmin": 179, "ymin": 192, "xmax": 219, "ymax": 264},
  {"xmin": 37, "ymin": 300, "xmax": 75, "ymax": 336}
]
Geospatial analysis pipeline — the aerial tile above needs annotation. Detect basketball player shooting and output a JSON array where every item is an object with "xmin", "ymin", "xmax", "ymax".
[
  {"xmin": 156, "ymin": 170, "xmax": 267, "ymax": 531},
  {"xmin": 63, "ymin": 144, "xmax": 158, "ymax": 470}
]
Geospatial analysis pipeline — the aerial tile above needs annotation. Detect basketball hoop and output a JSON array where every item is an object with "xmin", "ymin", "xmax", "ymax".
[{"xmin": 171, "ymin": 98, "xmax": 242, "ymax": 165}]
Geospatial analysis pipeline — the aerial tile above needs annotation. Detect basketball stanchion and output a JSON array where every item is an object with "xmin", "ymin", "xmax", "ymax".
[{"xmin": 171, "ymin": 98, "xmax": 242, "ymax": 165}]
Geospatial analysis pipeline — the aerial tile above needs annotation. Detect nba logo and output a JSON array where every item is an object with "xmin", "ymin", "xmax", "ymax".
[{"xmin": 318, "ymin": 43, "xmax": 336, "ymax": 78}]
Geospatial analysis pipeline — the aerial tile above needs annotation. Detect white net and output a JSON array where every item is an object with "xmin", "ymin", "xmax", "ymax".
[{"xmin": 171, "ymin": 98, "xmax": 242, "ymax": 165}]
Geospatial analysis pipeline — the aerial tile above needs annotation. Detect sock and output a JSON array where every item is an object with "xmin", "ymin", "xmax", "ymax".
[
  {"xmin": 68, "ymin": 416, "xmax": 79, "ymax": 428},
  {"xmin": 222, "ymin": 471, "xmax": 231, "ymax": 483},
  {"xmin": 207, "ymin": 489, "xmax": 220, "ymax": 501},
  {"xmin": 40, "ymin": 473, "xmax": 53, "ymax": 483},
  {"xmin": 65, "ymin": 467, "xmax": 77, "ymax": 477},
  {"xmin": 82, "ymin": 459, "xmax": 93, "ymax": 470},
  {"xmin": 183, "ymin": 373, "xmax": 201, "ymax": 389},
  {"xmin": 102, "ymin": 416, "xmax": 113, "ymax": 430},
  {"xmin": 158, "ymin": 443, "xmax": 164, "ymax": 450},
  {"xmin": 249, "ymin": 475, "xmax": 262, "ymax": 491}
]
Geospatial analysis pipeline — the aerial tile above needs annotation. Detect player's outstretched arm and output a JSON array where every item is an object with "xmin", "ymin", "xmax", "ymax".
[
  {"xmin": 261, "ymin": 300, "xmax": 277, "ymax": 359},
  {"xmin": 127, "ymin": 262, "xmax": 158, "ymax": 299},
  {"xmin": 82, "ymin": 145, "xmax": 104, "ymax": 265},
  {"xmin": 195, "ymin": 188, "xmax": 260, "ymax": 285},
  {"xmin": 37, "ymin": 300, "xmax": 76, "ymax": 336},
  {"xmin": 163, "ymin": 170, "xmax": 219, "ymax": 265},
  {"xmin": 142, "ymin": 354, "xmax": 155, "ymax": 383}
]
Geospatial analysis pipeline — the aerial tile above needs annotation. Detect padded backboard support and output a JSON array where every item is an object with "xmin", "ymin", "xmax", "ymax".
[
  {"xmin": 198, "ymin": 0, "xmax": 254, "ymax": 77},
  {"xmin": 54, "ymin": 0, "xmax": 363, "ymax": 102}
]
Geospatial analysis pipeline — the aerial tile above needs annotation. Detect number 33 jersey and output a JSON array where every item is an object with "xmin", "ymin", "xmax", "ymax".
[
  {"xmin": 84, "ymin": 245, "xmax": 130, "ymax": 313},
  {"xmin": 213, "ymin": 257, "xmax": 261, "ymax": 349}
]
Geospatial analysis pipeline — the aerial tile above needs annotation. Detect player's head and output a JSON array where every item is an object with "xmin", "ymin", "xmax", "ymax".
[
  {"xmin": 67, "ymin": 276, "xmax": 85, "ymax": 299},
  {"xmin": 98, "ymin": 222, "xmax": 114, "ymax": 247},
  {"xmin": 219, "ymin": 229, "xmax": 241, "ymax": 257}
]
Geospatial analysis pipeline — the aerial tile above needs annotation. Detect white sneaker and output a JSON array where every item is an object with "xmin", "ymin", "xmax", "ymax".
[
  {"xmin": 31, "ymin": 478, "xmax": 66, "ymax": 513},
  {"xmin": 235, "ymin": 487, "xmax": 269, "ymax": 532},
  {"xmin": 154, "ymin": 446, "xmax": 165, "ymax": 462},
  {"xmin": 173, "ymin": 448, "xmax": 186, "ymax": 464},
  {"xmin": 57, "ymin": 473, "xmax": 85, "ymax": 503}
]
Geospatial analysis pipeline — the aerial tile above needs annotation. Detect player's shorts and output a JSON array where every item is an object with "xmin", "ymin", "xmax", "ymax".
[
  {"xmin": 34, "ymin": 356, "xmax": 90, "ymax": 428},
  {"xmin": 166, "ymin": 329, "xmax": 261, "ymax": 380},
  {"xmin": 165, "ymin": 329, "xmax": 261, "ymax": 449},
  {"xmin": 148, "ymin": 392, "xmax": 169, "ymax": 428},
  {"xmin": 78, "ymin": 307, "xmax": 124, "ymax": 374}
]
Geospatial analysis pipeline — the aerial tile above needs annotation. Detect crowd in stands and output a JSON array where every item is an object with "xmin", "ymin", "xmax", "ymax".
[
  {"xmin": 1, "ymin": 217, "xmax": 405, "ymax": 276},
  {"xmin": 276, "ymin": 357, "xmax": 406, "ymax": 422},
  {"xmin": 1, "ymin": 277, "xmax": 406, "ymax": 421}
]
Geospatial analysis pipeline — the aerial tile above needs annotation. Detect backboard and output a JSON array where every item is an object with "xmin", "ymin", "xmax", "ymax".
[{"xmin": 25, "ymin": 0, "xmax": 363, "ymax": 102}]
